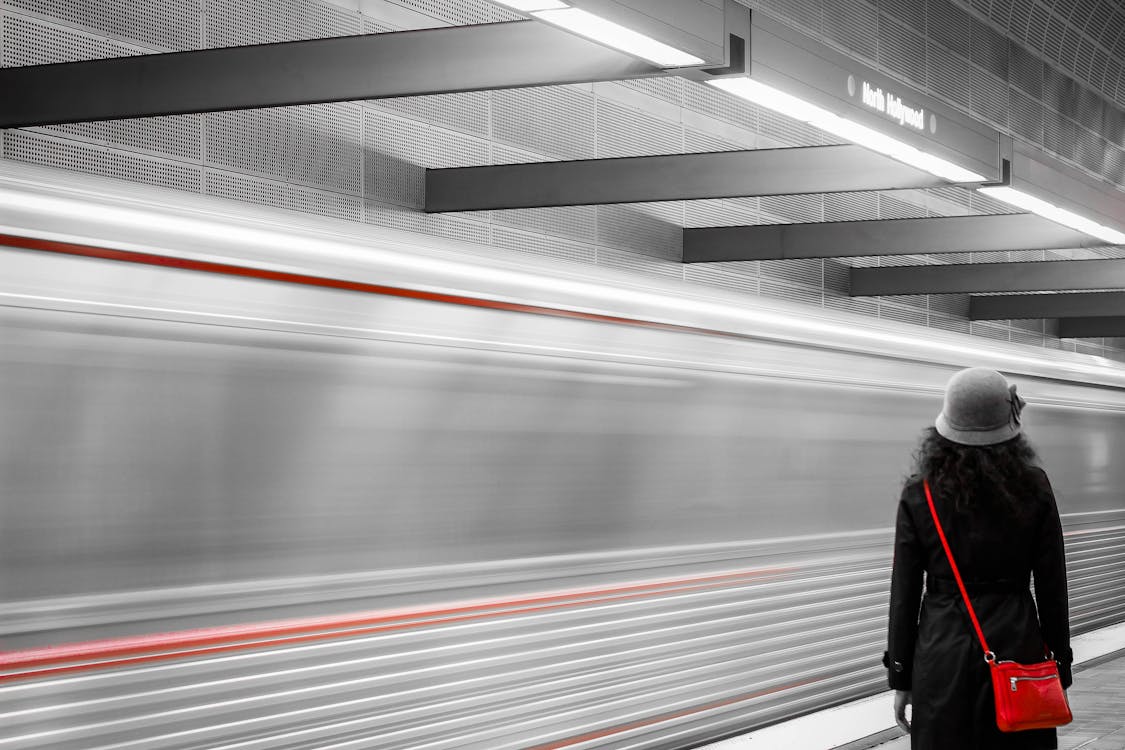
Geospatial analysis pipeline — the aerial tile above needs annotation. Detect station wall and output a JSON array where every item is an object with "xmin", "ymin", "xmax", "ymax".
[{"xmin": 2, "ymin": 0, "xmax": 1124, "ymax": 358}]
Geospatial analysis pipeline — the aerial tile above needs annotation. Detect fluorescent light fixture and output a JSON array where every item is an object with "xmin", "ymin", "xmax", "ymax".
[
  {"xmin": 532, "ymin": 8, "xmax": 705, "ymax": 67},
  {"xmin": 816, "ymin": 117, "xmax": 986, "ymax": 182},
  {"xmin": 492, "ymin": 0, "xmax": 568, "ymax": 11},
  {"xmin": 978, "ymin": 186, "xmax": 1125, "ymax": 245},
  {"xmin": 709, "ymin": 77, "xmax": 834, "ymax": 124},
  {"xmin": 708, "ymin": 76, "xmax": 987, "ymax": 183}
]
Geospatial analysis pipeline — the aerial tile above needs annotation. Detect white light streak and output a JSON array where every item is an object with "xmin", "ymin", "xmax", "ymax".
[
  {"xmin": 978, "ymin": 186, "xmax": 1125, "ymax": 245},
  {"xmin": 491, "ymin": 0, "xmax": 567, "ymax": 11},
  {"xmin": 708, "ymin": 77, "xmax": 835, "ymax": 123},
  {"xmin": 532, "ymin": 8, "xmax": 704, "ymax": 67},
  {"xmin": 4, "ymin": 175, "xmax": 1125, "ymax": 387}
]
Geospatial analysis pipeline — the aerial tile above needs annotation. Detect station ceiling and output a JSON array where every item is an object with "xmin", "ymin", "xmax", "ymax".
[{"xmin": 2, "ymin": 0, "xmax": 1124, "ymax": 338}]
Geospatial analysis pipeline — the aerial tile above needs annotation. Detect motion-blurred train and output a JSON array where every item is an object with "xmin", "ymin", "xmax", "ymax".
[{"xmin": 2, "ymin": 162, "xmax": 1124, "ymax": 749}]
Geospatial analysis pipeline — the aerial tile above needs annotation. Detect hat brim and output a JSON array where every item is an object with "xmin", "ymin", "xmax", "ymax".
[{"xmin": 935, "ymin": 412, "xmax": 1020, "ymax": 446}]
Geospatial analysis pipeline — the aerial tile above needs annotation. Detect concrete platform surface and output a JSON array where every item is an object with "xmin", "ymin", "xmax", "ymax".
[
  {"xmin": 703, "ymin": 622, "xmax": 1125, "ymax": 750},
  {"xmin": 870, "ymin": 647, "xmax": 1125, "ymax": 750}
]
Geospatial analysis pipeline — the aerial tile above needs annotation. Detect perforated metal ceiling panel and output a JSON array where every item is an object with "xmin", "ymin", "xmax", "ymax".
[
  {"xmin": 364, "ymin": 109, "xmax": 490, "ymax": 209},
  {"xmin": 375, "ymin": 91, "xmax": 490, "ymax": 140},
  {"xmin": 492, "ymin": 86, "xmax": 598, "ymax": 161},
  {"xmin": 2, "ymin": 11, "xmax": 151, "ymax": 65},
  {"xmin": 207, "ymin": 104, "xmax": 363, "ymax": 194},
  {"xmin": 205, "ymin": 168, "xmax": 362, "ymax": 221},
  {"xmin": 205, "ymin": 0, "xmax": 361, "ymax": 46},
  {"xmin": 6, "ymin": 0, "xmax": 201, "ymax": 51},
  {"xmin": 392, "ymin": 0, "xmax": 520, "ymax": 25},
  {"xmin": 597, "ymin": 98, "xmax": 683, "ymax": 158},
  {"xmin": 3, "ymin": 129, "xmax": 203, "ymax": 192}
]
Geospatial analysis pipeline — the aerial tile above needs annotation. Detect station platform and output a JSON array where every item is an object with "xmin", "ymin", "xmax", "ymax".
[
  {"xmin": 869, "ymin": 647, "xmax": 1125, "ymax": 750},
  {"xmin": 702, "ymin": 622, "xmax": 1125, "ymax": 750}
]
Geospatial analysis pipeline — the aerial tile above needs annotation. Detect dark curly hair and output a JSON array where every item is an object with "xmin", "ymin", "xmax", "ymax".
[{"xmin": 912, "ymin": 427, "xmax": 1040, "ymax": 517}]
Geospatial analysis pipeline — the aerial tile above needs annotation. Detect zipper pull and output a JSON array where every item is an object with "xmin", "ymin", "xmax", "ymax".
[{"xmin": 1010, "ymin": 677, "xmax": 1018, "ymax": 692}]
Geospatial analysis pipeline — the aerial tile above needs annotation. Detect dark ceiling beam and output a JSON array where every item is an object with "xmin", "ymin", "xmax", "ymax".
[
  {"xmin": 426, "ymin": 144, "xmax": 947, "ymax": 212},
  {"xmin": 684, "ymin": 213, "xmax": 1099, "ymax": 263},
  {"xmin": 970, "ymin": 291, "xmax": 1125, "ymax": 320},
  {"xmin": 0, "ymin": 22, "xmax": 664, "ymax": 127},
  {"xmin": 851, "ymin": 257, "xmax": 1125, "ymax": 296},
  {"xmin": 1057, "ymin": 317, "xmax": 1125, "ymax": 338}
]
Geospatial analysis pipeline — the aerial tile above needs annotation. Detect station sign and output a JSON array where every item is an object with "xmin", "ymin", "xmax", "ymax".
[
  {"xmin": 857, "ymin": 79, "xmax": 928, "ymax": 132},
  {"xmin": 748, "ymin": 13, "xmax": 1003, "ymax": 182}
]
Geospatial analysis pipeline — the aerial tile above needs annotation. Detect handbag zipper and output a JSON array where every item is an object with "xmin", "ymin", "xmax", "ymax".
[{"xmin": 1010, "ymin": 675, "xmax": 1056, "ymax": 691}]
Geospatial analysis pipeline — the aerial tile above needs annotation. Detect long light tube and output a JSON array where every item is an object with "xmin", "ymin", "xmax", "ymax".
[
  {"xmin": 532, "ymin": 8, "xmax": 704, "ymax": 67},
  {"xmin": 491, "ymin": 0, "xmax": 567, "ymax": 10},
  {"xmin": 708, "ymin": 76, "xmax": 987, "ymax": 183},
  {"xmin": 978, "ymin": 186, "xmax": 1125, "ymax": 245},
  {"xmin": 6, "ymin": 174, "xmax": 1125, "ymax": 383}
]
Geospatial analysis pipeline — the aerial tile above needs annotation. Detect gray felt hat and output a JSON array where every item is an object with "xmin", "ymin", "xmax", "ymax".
[{"xmin": 935, "ymin": 367, "xmax": 1027, "ymax": 446}]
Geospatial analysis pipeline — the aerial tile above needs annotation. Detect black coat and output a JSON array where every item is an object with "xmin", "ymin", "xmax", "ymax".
[{"xmin": 884, "ymin": 469, "xmax": 1072, "ymax": 750}]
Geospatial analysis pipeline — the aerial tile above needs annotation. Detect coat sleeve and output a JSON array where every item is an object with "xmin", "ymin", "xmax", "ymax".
[
  {"xmin": 885, "ymin": 483, "xmax": 925, "ymax": 690},
  {"xmin": 1032, "ymin": 469, "xmax": 1073, "ymax": 688}
]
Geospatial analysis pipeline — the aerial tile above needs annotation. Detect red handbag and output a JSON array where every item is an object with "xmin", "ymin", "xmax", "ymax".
[{"xmin": 923, "ymin": 480, "xmax": 1072, "ymax": 732}]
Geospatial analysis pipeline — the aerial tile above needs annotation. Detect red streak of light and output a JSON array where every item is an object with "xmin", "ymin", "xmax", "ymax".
[
  {"xmin": 0, "ymin": 233, "xmax": 705, "ymax": 335},
  {"xmin": 0, "ymin": 567, "xmax": 789, "ymax": 682}
]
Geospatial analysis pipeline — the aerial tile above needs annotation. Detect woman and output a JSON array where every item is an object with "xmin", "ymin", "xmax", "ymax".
[{"xmin": 885, "ymin": 367, "xmax": 1072, "ymax": 749}]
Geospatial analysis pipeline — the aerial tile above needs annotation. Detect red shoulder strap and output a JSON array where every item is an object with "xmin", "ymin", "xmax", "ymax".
[{"xmin": 923, "ymin": 479, "xmax": 994, "ymax": 660}]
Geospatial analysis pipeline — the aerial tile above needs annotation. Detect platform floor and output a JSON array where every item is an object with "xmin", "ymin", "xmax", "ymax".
[
  {"xmin": 869, "ymin": 648, "xmax": 1125, "ymax": 750},
  {"xmin": 703, "ymin": 623, "xmax": 1125, "ymax": 750}
]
